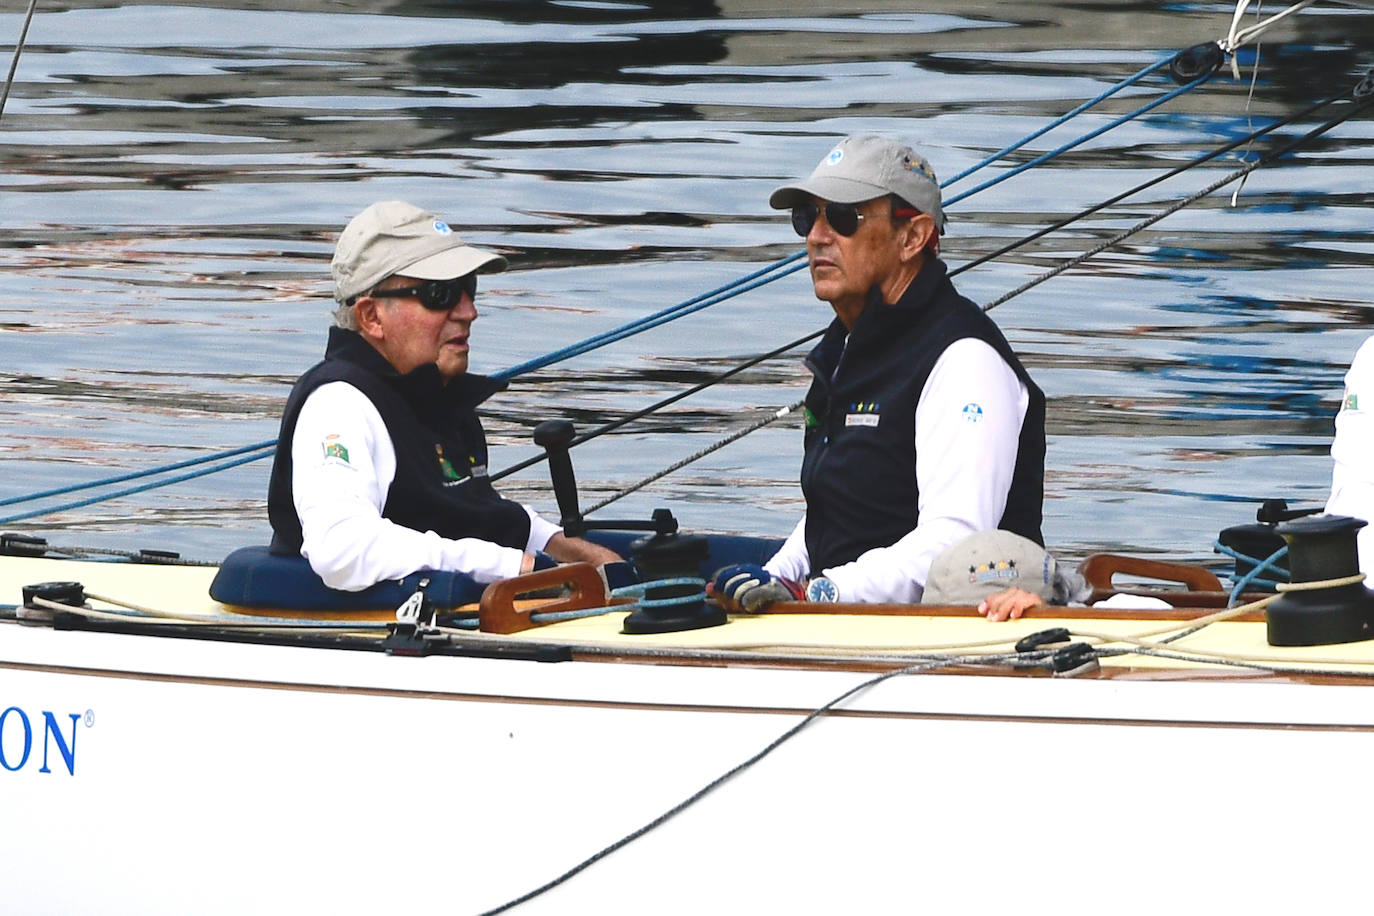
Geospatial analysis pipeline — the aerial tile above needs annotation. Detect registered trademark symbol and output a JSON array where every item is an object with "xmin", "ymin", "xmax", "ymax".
[{"xmin": 84, "ymin": 709, "xmax": 94, "ymax": 728}]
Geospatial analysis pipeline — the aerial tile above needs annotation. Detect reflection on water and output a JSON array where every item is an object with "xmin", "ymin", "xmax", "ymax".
[{"xmin": 1, "ymin": 0, "xmax": 1371, "ymax": 564}]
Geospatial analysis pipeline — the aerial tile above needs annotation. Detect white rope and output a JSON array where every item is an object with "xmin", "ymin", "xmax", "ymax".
[{"xmin": 1222, "ymin": 0, "xmax": 1320, "ymax": 57}]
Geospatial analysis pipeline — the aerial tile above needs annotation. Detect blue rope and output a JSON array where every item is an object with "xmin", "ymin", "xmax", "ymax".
[
  {"xmin": 1213, "ymin": 540, "xmax": 1290, "ymax": 607},
  {"xmin": 0, "ymin": 450, "xmax": 268, "ymax": 525},
  {"xmin": 0, "ymin": 440, "xmax": 275, "ymax": 509},
  {"xmin": 942, "ymin": 52, "xmax": 1180, "ymax": 187},
  {"xmin": 493, "ymin": 255, "xmax": 808, "ymax": 380},
  {"xmin": 944, "ymin": 69, "xmax": 1218, "ymax": 208}
]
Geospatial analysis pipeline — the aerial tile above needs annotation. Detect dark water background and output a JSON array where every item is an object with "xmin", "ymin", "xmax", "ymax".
[{"xmin": 2, "ymin": 0, "xmax": 1372, "ymax": 568}]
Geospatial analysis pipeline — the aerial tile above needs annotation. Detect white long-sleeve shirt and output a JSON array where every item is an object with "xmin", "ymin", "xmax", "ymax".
[
  {"xmin": 1326, "ymin": 335, "xmax": 1374, "ymax": 577},
  {"xmin": 765, "ymin": 337, "xmax": 1030, "ymax": 603},
  {"xmin": 290, "ymin": 381, "xmax": 561, "ymax": 591}
]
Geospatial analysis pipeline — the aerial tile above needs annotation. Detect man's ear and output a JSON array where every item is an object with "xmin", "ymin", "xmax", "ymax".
[
  {"xmin": 353, "ymin": 297, "xmax": 384, "ymax": 340},
  {"xmin": 899, "ymin": 213, "xmax": 937, "ymax": 262}
]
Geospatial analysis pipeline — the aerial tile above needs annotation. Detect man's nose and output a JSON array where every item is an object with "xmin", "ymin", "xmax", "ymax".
[
  {"xmin": 807, "ymin": 209, "xmax": 834, "ymax": 244},
  {"xmin": 449, "ymin": 292, "xmax": 477, "ymax": 320}
]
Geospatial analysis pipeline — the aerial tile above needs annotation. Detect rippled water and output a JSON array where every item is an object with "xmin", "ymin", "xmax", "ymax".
[{"xmin": 2, "ymin": 0, "xmax": 1372, "ymax": 568}]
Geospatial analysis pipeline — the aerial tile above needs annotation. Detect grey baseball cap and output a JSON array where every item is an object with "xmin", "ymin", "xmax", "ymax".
[
  {"xmin": 769, "ymin": 134, "xmax": 946, "ymax": 234},
  {"xmin": 921, "ymin": 530, "xmax": 1056, "ymax": 606},
  {"xmin": 331, "ymin": 200, "xmax": 508, "ymax": 304}
]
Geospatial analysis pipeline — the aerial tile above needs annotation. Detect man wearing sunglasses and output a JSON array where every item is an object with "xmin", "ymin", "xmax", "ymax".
[
  {"xmin": 713, "ymin": 135, "xmax": 1045, "ymax": 610},
  {"xmin": 267, "ymin": 200, "xmax": 620, "ymax": 592}
]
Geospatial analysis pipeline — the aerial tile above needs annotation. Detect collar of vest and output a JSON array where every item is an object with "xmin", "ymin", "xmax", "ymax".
[
  {"xmin": 807, "ymin": 257, "xmax": 953, "ymax": 377},
  {"xmin": 323, "ymin": 326, "xmax": 507, "ymax": 409}
]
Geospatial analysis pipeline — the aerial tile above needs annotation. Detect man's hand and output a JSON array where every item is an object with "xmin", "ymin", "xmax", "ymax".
[
  {"xmin": 709, "ymin": 564, "xmax": 804, "ymax": 612},
  {"xmin": 543, "ymin": 532, "xmax": 623, "ymax": 566},
  {"xmin": 979, "ymin": 586, "xmax": 1046, "ymax": 622}
]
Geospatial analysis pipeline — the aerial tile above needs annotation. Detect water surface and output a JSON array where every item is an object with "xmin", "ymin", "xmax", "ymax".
[{"xmin": 2, "ymin": 0, "xmax": 1372, "ymax": 569}]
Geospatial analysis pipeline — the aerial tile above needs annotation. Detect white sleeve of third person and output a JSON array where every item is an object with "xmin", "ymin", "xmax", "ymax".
[
  {"xmin": 821, "ymin": 338, "xmax": 1029, "ymax": 603},
  {"xmin": 291, "ymin": 382, "xmax": 527, "ymax": 590},
  {"xmin": 1326, "ymin": 335, "xmax": 1374, "ymax": 577}
]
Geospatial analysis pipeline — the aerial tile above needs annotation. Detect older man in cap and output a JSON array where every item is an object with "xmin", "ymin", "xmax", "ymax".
[
  {"xmin": 268, "ymin": 200, "xmax": 619, "ymax": 591},
  {"xmin": 712, "ymin": 135, "xmax": 1046, "ymax": 609}
]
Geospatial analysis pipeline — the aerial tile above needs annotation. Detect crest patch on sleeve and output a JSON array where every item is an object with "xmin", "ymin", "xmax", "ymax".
[{"xmin": 322, "ymin": 435, "xmax": 350, "ymax": 464}]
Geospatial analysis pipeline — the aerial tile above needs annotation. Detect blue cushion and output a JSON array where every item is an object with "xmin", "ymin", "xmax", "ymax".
[{"xmin": 209, "ymin": 546, "xmax": 484, "ymax": 611}]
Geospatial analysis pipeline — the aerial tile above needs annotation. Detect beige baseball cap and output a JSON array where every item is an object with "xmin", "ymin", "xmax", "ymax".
[
  {"xmin": 331, "ymin": 200, "xmax": 508, "ymax": 304},
  {"xmin": 921, "ymin": 530, "xmax": 1056, "ymax": 606},
  {"xmin": 769, "ymin": 134, "xmax": 946, "ymax": 234}
]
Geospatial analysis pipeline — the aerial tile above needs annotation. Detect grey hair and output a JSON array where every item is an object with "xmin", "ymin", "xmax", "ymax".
[{"xmin": 332, "ymin": 300, "xmax": 359, "ymax": 331}]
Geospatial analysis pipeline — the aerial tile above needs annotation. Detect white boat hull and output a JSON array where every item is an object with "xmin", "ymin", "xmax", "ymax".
[{"xmin": 6, "ymin": 618, "xmax": 1373, "ymax": 914}]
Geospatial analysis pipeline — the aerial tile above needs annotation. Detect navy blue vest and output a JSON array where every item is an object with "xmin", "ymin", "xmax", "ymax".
[
  {"xmin": 800, "ymin": 259, "xmax": 1046, "ymax": 573},
  {"xmin": 268, "ymin": 327, "xmax": 532, "ymax": 556}
]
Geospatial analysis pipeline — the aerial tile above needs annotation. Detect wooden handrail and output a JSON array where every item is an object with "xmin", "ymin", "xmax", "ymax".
[{"xmin": 1077, "ymin": 553, "xmax": 1222, "ymax": 592}]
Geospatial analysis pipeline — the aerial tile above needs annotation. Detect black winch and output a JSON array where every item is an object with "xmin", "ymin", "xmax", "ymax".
[
  {"xmin": 1216, "ymin": 498, "xmax": 1320, "ymax": 590},
  {"xmin": 1265, "ymin": 514, "xmax": 1374, "ymax": 647}
]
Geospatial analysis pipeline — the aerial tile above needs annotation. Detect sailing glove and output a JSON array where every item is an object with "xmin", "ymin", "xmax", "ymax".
[{"xmin": 709, "ymin": 564, "xmax": 805, "ymax": 611}]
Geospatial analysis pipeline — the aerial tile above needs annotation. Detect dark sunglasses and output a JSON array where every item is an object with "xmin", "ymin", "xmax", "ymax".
[
  {"xmin": 368, "ymin": 273, "xmax": 477, "ymax": 311},
  {"xmin": 790, "ymin": 200, "xmax": 920, "ymax": 238}
]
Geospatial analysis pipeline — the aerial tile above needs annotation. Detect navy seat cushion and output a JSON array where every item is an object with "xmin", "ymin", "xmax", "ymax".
[{"xmin": 209, "ymin": 545, "xmax": 484, "ymax": 611}]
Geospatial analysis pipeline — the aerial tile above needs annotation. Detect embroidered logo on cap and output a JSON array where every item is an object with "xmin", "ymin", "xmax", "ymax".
[
  {"xmin": 967, "ymin": 558, "xmax": 1018, "ymax": 585},
  {"xmin": 433, "ymin": 220, "xmax": 452, "ymax": 235},
  {"xmin": 825, "ymin": 148, "xmax": 844, "ymax": 166},
  {"xmin": 902, "ymin": 155, "xmax": 937, "ymax": 181}
]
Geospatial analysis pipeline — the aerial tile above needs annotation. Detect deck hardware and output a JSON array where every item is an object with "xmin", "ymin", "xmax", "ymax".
[
  {"xmin": 383, "ymin": 579, "xmax": 443, "ymax": 656},
  {"xmin": 1266, "ymin": 515, "xmax": 1374, "ymax": 646},
  {"xmin": 1168, "ymin": 42, "xmax": 1224, "ymax": 84},
  {"xmin": 18, "ymin": 580, "xmax": 86, "ymax": 624},
  {"xmin": 1015, "ymin": 628, "xmax": 1072, "ymax": 653},
  {"xmin": 1, "ymin": 533, "xmax": 48, "ymax": 557},
  {"xmin": 1050, "ymin": 643, "xmax": 1100, "ymax": 677},
  {"xmin": 135, "ymin": 548, "xmax": 181, "ymax": 563}
]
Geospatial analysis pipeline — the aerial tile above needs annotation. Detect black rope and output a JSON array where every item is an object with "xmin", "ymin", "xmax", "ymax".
[
  {"xmin": 981, "ymin": 74, "xmax": 1374, "ymax": 313},
  {"xmin": 475, "ymin": 654, "xmax": 973, "ymax": 915},
  {"xmin": 0, "ymin": 0, "xmax": 39, "ymax": 121},
  {"xmin": 948, "ymin": 84, "xmax": 1352, "ymax": 281},
  {"xmin": 486, "ymin": 329, "xmax": 824, "ymax": 484}
]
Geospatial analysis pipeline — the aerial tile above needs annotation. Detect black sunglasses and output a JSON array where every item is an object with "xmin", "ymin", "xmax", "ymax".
[
  {"xmin": 790, "ymin": 200, "xmax": 921, "ymax": 238},
  {"xmin": 368, "ymin": 273, "xmax": 477, "ymax": 311}
]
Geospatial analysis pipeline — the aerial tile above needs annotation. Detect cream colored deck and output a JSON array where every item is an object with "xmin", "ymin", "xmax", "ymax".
[{"xmin": 4, "ymin": 555, "xmax": 1373, "ymax": 678}]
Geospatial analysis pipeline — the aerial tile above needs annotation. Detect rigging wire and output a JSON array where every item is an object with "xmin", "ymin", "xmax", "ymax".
[
  {"xmin": 980, "ymin": 80, "xmax": 1374, "ymax": 314},
  {"xmin": 948, "ymin": 87, "xmax": 1345, "ymax": 279},
  {"xmin": 487, "ymin": 329, "xmax": 823, "ymax": 484},
  {"xmin": 0, "ymin": 0, "xmax": 39, "ymax": 121},
  {"xmin": 943, "ymin": 67, "xmax": 1220, "ymax": 208}
]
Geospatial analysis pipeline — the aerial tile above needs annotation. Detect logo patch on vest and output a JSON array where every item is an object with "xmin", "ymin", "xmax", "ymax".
[
  {"xmin": 845, "ymin": 401, "xmax": 880, "ymax": 427},
  {"xmin": 962, "ymin": 402, "xmax": 984, "ymax": 423},
  {"xmin": 322, "ymin": 435, "xmax": 350, "ymax": 465},
  {"xmin": 436, "ymin": 445, "xmax": 462, "ymax": 481},
  {"xmin": 1346, "ymin": 391, "xmax": 1360, "ymax": 411}
]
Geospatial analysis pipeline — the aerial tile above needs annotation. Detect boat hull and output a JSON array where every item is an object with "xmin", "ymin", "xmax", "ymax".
[{"xmin": 6, "ymin": 608, "xmax": 1374, "ymax": 913}]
